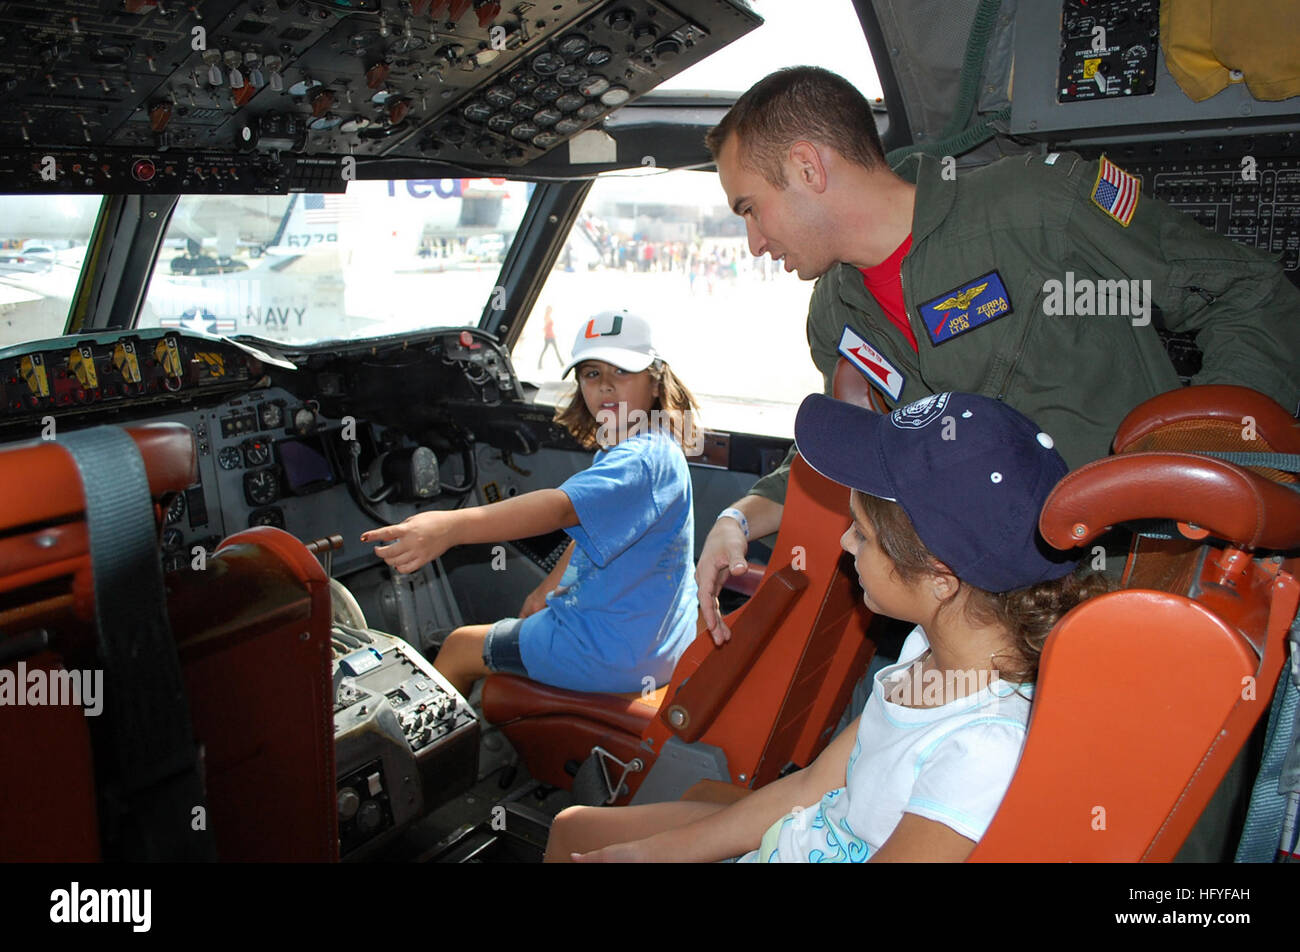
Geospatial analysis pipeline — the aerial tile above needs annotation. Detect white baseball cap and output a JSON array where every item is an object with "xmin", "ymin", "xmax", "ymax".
[{"xmin": 562, "ymin": 309, "xmax": 660, "ymax": 377}]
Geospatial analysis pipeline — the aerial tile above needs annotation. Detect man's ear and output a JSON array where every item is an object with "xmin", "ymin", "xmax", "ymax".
[{"xmin": 789, "ymin": 140, "xmax": 829, "ymax": 193}]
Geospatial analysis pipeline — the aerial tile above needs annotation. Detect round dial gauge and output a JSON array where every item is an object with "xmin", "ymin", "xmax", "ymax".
[
  {"xmin": 462, "ymin": 100, "xmax": 494, "ymax": 123},
  {"xmin": 308, "ymin": 114, "xmax": 342, "ymax": 131},
  {"xmin": 554, "ymin": 117, "xmax": 583, "ymax": 136},
  {"xmin": 258, "ymin": 402, "xmax": 285, "ymax": 429},
  {"xmin": 340, "ymin": 116, "xmax": 372, "ymax": 133},
  {"xmin": 531, "ymin": 52, "xmax": 564, "ymax": 76},
  {"xmin": 243, "ymin": 469, "xmax": 280, "ymax": 507},
  {"xmin": 487, "ymin": 113, "xmax": 515, "ymax": 134},
  {"xmin": 162, "ymin": 528, "xmax": 185, "ymax": 553},
  {"xmin": 533, "ymin": 81, "xmax": 563, "ymax": 103},
  {"xmin": 578, "ymin": 75, "xmax": 609, "ymax": 98},
  {"xmin": 556, "ymin": 65, "xmax": 587, "ymax": 87},
  {"xmin": 510, "ymin": 121, "xmax": 539, "ymax": 141},
  {"xmin": 165, "ymin": 493, "xmax": 186, "ymax": 525},
  {"xmin": 218, "ymin": 446, "xmax": 243, "ymax": 470},
  {"xmin": 243, "ymin": 438, "xmax": 271, "ymax": 467},
  {"xmin": 248, "ymin": 507, "xmax": 285, "ymax": 529},
  {"xmin": 510, "ymin": 97, "xmax": 539, "ymax": 118},
  {"xmin": 484, "ymin": 85, "xmax": 515, "ymax": 108},
  {"xmin": 532, "ymin": 107, "xmax": 562, "ymax": 127},
  {"xmin": 557, "ymin": 34, "xmax": 590, "ymax": 59},
  {"xmin": 556, "ymin": 92, "xmax": 585, "ymax": 113},
  {"xmin": 583, "ymin": 46, "xmax": 613, "ymax": 67},
  {"xmin": 532, "ymin": 132, "xmax": 563, "ymax": 150},
  {"xmin": 575, "ymin": 102, "xmax": 605, "ymax": 120},
  {"xmin": 600, "ymin": 86, "xmax": 631, "ymax": 107},
  {"xmin": 507, "ymin": 70, "xmax": 538, "ymax": 92}
]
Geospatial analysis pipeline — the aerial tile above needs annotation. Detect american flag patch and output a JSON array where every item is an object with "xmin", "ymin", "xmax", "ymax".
[{"xmin": 1091, "ymin": 156, "xmax": 1141, "ymax": 227}]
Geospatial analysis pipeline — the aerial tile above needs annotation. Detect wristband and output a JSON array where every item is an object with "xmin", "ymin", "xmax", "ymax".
[{"xmin": 716, "ymin": 507, "xmax": 749, "ymax": 540}]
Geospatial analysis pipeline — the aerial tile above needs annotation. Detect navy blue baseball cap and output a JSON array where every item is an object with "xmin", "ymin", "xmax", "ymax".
[{"xmin": 794, "ymin": 392, "xmax": 1078, "ymax": 593}]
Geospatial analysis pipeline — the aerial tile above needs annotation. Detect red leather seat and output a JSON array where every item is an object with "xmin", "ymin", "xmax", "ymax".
[
  {"xmin": 970, "ymin": 386, "xmax": 1300, "ymax": 861},
  {"xmin": 0, "ymin": 424, "xmax": 337, "ymax": 861}
]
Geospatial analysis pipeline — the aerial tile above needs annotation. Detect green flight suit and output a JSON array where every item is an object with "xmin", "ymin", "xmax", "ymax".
[{"xmin": 751, "ymin": 150, "xmax": 1300, "ymax": 502}]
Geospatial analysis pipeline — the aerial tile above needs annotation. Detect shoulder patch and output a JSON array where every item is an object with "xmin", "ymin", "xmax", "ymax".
[
  {"xmin": 837, "ymin": 325, "xmax": 905, "ymax": 401},
  {"xmin": 1090, "ymin": 156, "xmax": 1141, "ymax": 227},
  {"xmin": 917, "ymin": 271, "xmax": 1013, "ymax": 346}
]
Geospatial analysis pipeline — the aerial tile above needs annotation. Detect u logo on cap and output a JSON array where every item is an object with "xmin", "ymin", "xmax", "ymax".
[{"xmin": 584, "ymin": 315, "xmax": 623, "ymax": 338}]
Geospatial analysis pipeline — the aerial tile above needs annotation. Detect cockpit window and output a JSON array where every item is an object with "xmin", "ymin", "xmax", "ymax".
[
  {"xmin": 519, "ymin": 168, "xmax": 823, "ymax": 438},
  {"xmin": 137, "ymin": 178, "xmax": 531, "ymax": 345},
  {"xmin": 0, "ymin": 196, "xmax": 104, "ymax": 348}
]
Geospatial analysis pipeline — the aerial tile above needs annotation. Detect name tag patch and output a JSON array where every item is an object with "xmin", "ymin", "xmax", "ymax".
[
  {"xmin": 918, "ymin": 270, "xmax": 1013, "ymax": 346},
  {"xmin": 837, "ymin": 325, "xmax": 905, "ymax": 402}
]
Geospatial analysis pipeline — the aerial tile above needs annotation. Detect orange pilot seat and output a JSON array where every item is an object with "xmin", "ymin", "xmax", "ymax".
[
  {"xmin": 0, "ymin": 423, "xmax": 337, "ymax": 861},
  {"xmin": 481, "ymin": 358, "xmax": 879, "ymax": 799},
  {"xmin": 970, "ymin": 386, "xmax": 1300, "ymax": 861}
]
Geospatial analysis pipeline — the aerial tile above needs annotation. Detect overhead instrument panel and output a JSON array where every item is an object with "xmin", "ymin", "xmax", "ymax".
[
  {"xmin": 0, "ymin": 0, "xmax": 762, "ymax": 192},
  {"xmin": 0, "ymin": 328, "xmax": 265, "ymax": 428}
]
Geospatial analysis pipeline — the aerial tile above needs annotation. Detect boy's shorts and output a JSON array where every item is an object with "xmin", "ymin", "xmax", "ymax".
[{"xmin": 482, "ymin": 617, "xmax": 530, "ymax": 677}]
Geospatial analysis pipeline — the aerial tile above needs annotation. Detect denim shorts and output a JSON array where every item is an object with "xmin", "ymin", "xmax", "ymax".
[{"xmin": 482, "ymin": 616, "xmax": 530, "ymax": 677}]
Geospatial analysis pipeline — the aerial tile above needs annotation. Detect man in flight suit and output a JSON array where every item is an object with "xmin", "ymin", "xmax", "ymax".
[{"xmin": 697, "ymin": 66, "xmax": 1300, "ymax": 643}]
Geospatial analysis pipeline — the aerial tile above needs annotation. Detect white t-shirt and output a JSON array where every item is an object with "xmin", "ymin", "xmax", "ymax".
[{"xmin": 739, "ymin": 626, "xmax": 1032, "ymax": 863}]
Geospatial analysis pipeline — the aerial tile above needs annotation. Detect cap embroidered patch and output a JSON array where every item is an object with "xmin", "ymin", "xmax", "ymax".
[
  {"xmin": 889, "ymin": 392, "xmax": 949, "ymax": 429},
  {"xmin": 837, "ymin": 325, "xmax": 904, "ymax": 401},
  {"xmin": 918, "ymin": 270, "xmax": 1013, "ymax": 346},
  {"xmin": 1091, "ymin": 156, "xmax": 1141, "ymax": 227}
]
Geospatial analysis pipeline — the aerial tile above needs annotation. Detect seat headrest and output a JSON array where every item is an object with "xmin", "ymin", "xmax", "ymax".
[
  {"xmin": 1040, "ymin": 452, "xmax": 1300, "ymax": 552},
  {"xmin": 1114, "ymin": 386, "xmax": 1300, "ymax": 486},
  {"xmin": 832, "ymin": 357, "xmax": 888, "ymax": 412}
]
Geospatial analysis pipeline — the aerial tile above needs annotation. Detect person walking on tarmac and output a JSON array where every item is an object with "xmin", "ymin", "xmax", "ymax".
[
  {"xmin": 537, "ymin": 305, "xmax": 563, "ymax": 371},
  {"xmin": 696, "ymin": 66, "xmax": 1300, "ymax": 646}
]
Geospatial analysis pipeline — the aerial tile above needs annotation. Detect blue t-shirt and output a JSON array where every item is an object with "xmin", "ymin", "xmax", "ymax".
[{"xmin": 517, "ymin": 429, "xmax": 699, "ymax": 693}]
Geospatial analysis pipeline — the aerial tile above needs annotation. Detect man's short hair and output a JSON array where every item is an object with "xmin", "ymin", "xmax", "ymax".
[{"xmin": 705, "ymin": 66, "xmax": 885, "ymax": 187}]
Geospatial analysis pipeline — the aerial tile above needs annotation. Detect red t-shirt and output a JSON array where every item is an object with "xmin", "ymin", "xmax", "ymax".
[{"xmin": 858, "ymin": 235, "xmax": 916, "ymax": 353}]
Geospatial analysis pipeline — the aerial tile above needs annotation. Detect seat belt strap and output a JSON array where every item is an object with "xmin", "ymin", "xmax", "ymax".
[
  {"xmin": 58, "ymin": 426, "xmax": 216, "ymax": 861},
  {"xmin": 1235, "ymin": 613, "xmax": 1300, "ymax": 862}
]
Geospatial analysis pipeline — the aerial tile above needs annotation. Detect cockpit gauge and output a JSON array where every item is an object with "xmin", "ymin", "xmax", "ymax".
[
  {"xmin": 487, "ymin": 113, "xmax": 515, "ymax": 134},
  {"xmin": 507, "ymin": 70, "xmax": 539, "ymax": 93},
  {"xmin": 554, "ymin": 117, "xmax": 583, "ymax": 136},
  {"xmin": 165, "ymin": 493, "xmax": 186, "ymax": 525},
  {"xmin": 218, "ymin": 446, "xmax": 243, "ymax": 471},
  {"xmin": 510, "ymin": 121, "xmax": 539, "ymax": 141},
  {"xmin": 532, "ymin": 132, "xmax": 563, "ymax": 150},
  {"xmin": 258, "ymin": 402, "xmax": 285, "ymax": 430},
  {"xmin": 484, "ymin": 85, "xmax": 516, "ymax": 108},
  {"xmin": 243, "ymin": 438, "xmax": 272, "ymax": 467},
  {"xmin": 578, "ymin": 75, "xmax": 610, "ymax": 98},
  {"xmin": 533, "ymin": 107, "xmax": 562, "ymax": 128},
  {"xmin": 557, "ymin": 34, "xmax": 591, "ymax": 60},
  {"xmin": 556, "ymin": 65, "xmax": 587, "ymax": 87},
  {"xmin": 309, "ymin": 115, "xmax": 343, "ymax": 131},
  {"xmin": 556, "ymin": 92, "xmax": 585, "ymax": 113},
  {"xmin": 463, "ymin": 100, "xmax": 494, "ymax": 123},
  {"xmin": 289, "ymin": 79, "xmax": 323, "ymax": 97},
  {"xmin": 533, "ymin": 81, "xmax": 563, "ymax": 103},
  {"xmin": 243, "ymin": 470, "xmax": 281, "ymax": 507},
  {"xmin": 248, "ymin": 507, "xmax": 285, "ymax": 529},
  {"xmin": 583, "ymin": 46, "xmax": 613, "ymax": 68},
  {"xmin": 293, "ymin": 406, "xmax": 319, "ymax": 435},
  {"xmin": 509, "ymin": 97, "xmax": 539, "ymax": 118},
  {"xmin": 340, "ymin": 116, "xmax": 373, "ymax": 133},
  {"xmin": 575, "ymin": 102, "xmax": 605, "ymax": 121},
  {"xmin": 162, "ymin": 528, "xmax": 185, "ymax": 553},
  {"xmin": 531, "ymin": 52, "xmax": 564, "ymax": 76},
  {"xmin": 599, "ymin": 86, "xmax": 631, "ymax": 107}
]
